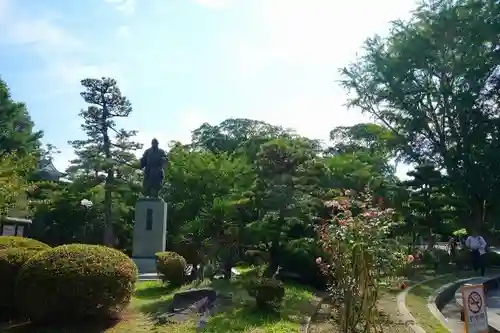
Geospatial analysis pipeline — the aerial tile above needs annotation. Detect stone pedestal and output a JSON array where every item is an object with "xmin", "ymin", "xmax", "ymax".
[{"xmin": 132, "ymin": 198, "xmax": 167, "ymax": 274}]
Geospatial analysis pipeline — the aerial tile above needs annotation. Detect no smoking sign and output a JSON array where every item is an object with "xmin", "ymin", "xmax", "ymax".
[
  {"xmin": 468, "ymin": 291, "xmax": 483, "ymax": 313},
  {"xmin": 462, "ymin": 284, "xmax": 488, "ymax": 333}
]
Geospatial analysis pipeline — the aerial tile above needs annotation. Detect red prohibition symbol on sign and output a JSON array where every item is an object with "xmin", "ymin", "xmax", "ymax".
[{"xmin": 468, "ymin": 291, "xmax": 483, "ymax": 314}]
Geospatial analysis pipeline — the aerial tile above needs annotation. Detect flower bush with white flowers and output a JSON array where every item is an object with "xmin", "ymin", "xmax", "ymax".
[{"xmin": 316, "ymin": 191, "xmax": 407, "ymax": 333}]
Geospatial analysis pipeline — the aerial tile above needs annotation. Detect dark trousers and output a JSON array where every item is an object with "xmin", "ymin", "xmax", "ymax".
[{"xmin": 471, "ymin": 250, "xmax": 486, "ymax": 276}]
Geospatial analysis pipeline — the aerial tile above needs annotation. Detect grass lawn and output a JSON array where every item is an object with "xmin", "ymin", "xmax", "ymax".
[
  {"xmin": 1, "ymin": 275, "xmax": 318, "ymax": 333},
  {"xmin": 405, "ymin": 271, "xmax": 476, "ymax": 333}
]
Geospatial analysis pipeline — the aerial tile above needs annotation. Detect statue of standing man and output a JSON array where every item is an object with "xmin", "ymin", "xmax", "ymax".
[{"xmin": 140, "ymin": 138, "xmax": 168, "ymax": 198}]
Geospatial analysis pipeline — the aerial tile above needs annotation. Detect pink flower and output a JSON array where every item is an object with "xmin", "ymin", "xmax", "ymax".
[
  {"xmin": 340, "ymin": 199, "xmax": 349, "ymax": 207},
  {"xmin": 407, "ymin": 254, "xmax": 414, "ymax": 263},
  {"xmin": 316, "ymin": 257, "xmax": 322, "ymax": 264},
  {"xmin": 324, "ymin": 200, "xmax": 339, "ymax": 208},
  {"xmin": 362, "ymin": 210, "xmax": 378, "ymax": 218}
]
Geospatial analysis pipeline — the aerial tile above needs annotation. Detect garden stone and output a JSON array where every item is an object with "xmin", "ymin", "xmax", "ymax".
[{"xmin": 169, "ymin": 288, "xmax": 217, "ymax": 312}]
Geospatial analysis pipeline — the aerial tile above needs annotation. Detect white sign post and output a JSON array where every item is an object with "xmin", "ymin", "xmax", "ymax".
[
  {"xmin": 462, "ymin": 283, "xmax": 489, "ymax": 333},
  {"xmin": 2, "ymin": 225, "xmax": 15, "ymax": 236}
]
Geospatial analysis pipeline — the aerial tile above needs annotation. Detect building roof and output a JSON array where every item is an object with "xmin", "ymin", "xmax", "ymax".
[{"xmin": 35, "ymin": 158, "xmax": 65, "ymax": 180}]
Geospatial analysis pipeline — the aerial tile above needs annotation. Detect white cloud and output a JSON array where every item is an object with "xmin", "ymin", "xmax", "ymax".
[
  {"xmin": 235, "ymin": 0, "xmax": 416, "ymax": 73},
  {"xmin": 104, "ymin": 0, "xmax": 136, "ymax": 15},
  {"xmin": 135, "ymin": 108, "xmax": 210, "ymax": 149},
  {"xmin": 51, "ymin": 61, "xmax": 123, "ymax": 88},
  {"xmin": 116, "ymin": 25, "xmax": 130, "ymax": 39},
  {"xmin": 194, "ymin": 0, "xmax": 232, "ymax": 8},
  {"xmin": 253, "ymin": 94, "xmax": 369, "ymax": 144},
  {"xmin": 0, "ymin": 0, "xmax": 108, "ymax": 90},
  {"xmin": 229, "ymin": 0, "xmax": 418, "ymax": 178},
  {"xmin": 5, "ymin": 20, "xmax": 81, "ymax": 49}
]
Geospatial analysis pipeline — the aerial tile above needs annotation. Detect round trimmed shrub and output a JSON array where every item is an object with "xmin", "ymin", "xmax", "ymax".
[
  {"xmin": 0, "ymin": 236, "xmax": 50, "ymax": 251},
  {"xmin": 245, "ymin": 277, "xmax": 285, "ymax": 310},
  {"xmin": 16, "ymin": 244, "xmax": 138, "ymax": 321},
  {"xmin": 155, "ymin": 251, "xmax": 187, "ymax": 286},
  {"xmin": 0, "ymin": 248, "xmax": 41, "ymax": 316}
]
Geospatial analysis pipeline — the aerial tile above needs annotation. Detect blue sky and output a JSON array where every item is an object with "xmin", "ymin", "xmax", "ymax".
[{"xmin": 0, "ymin": 0, "xmax": 417, "ymax": 177}]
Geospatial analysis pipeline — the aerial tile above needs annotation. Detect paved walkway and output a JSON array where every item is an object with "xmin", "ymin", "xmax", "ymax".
[
  {"xmin": 440, "ymin": 278, "xmax": 500, "ymax": 332},
  {"xmin": 486, "ymin": 288, "xmax": 500, "ymax": 331}
]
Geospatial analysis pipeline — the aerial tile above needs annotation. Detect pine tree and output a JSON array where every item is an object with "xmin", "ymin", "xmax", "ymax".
[
  {"xmin": 0, "ymin": 78, "xmax": 43, "ymax": 156},
  {"xmin": 68, "ymin": 77, "xmax": 142, "ymax": 246}
]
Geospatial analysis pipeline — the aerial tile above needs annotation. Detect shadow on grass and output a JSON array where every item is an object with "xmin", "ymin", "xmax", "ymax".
[{"xmin": 0, "ymin": 316, "xmax": 122, "ymax": 333}]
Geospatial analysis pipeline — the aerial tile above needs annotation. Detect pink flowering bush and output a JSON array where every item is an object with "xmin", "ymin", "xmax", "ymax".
[{"xmin": 317, "ymin": 191, "xmax": 406, "ymax": 333}]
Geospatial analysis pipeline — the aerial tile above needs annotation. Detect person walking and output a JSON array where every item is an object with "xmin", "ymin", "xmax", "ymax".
[
  {"xmin": 448, "ymin": 236, "xmax": 457, "ymax": 258},
  {"xmin": 465, "ymin": 231, "xmax": 487, "ymax": 276}
]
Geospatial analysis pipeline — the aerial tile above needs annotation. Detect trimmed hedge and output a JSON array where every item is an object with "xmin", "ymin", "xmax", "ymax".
[
  {"xmin": 0, "ymin": 236, "xmax": 50, "ymax": 251},
  {"xmin": 16, "ymin": 244, "xmax": 138, "ymax": 321},
  {"xmin": 155, "ymin": 251, "xmax": 187, "ymax": 286},
  {"xmin": 0, "ymin": 247, "xmax": 41, "ymax": 316},
  {"xmin": 246, "ymin": 277, "xmax": 285, "ymax": 310}
]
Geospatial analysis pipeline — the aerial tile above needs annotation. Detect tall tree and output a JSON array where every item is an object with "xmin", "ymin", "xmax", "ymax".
[
  {"xmin": 249, "ymin": 137, "xmax": 325, "ymax": 276},
  {"xmin": 403, "ymin": 164, "xmax": 453, "ymax": 245},
  {"xmin": 340, "ymin": 0, "xmax": 500, "ymax": 230},
  {"xmin": 191, "ymin": 118, "xmax": 291, "ymax": 158},
  {"xmin": 328, "ymin": 123, "xmax": 397, "ymax": 157},
  {"xmin": 0, "ymin": 78, "xmax": 43, "ymax": 156},
  {"xmin": 68, "ymin": 77, "xmax": 142, "ymax": 246}
]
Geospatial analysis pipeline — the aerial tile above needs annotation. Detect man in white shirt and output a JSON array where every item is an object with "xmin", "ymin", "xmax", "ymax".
[{"xmin": 465, "ymin": 232, "xmax": 487, "ymax": 276}]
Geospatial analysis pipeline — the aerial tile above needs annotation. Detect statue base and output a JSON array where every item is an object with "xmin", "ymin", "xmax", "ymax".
[
  {"xmin": 132, "ymin": 197, "xmax": 167, "ymax": 274},
  {"xmin": 133, "ymin": 257, "xmax": 158, "ymax": 274}
]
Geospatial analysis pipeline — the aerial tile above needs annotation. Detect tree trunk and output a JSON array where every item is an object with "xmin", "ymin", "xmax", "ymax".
[
  {"xmin": 103, "ymin": 170, "xmax": 114, "ymax": 246},
  {"xmin": 102, "ymin": 104, "xmax": 115, "ymax": 247},
  {"xmin": 264, "ymin": 242, "xmax": 280, "ymax": 278},
  {"xmin": 426, "ymin": 228, "xmax": 435, "ymax": 250}
]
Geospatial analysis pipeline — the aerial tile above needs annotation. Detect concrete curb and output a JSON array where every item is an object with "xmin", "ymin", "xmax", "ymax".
[
  {"xmin": 427, "ymin": 277, "xmax": 474, "ymax": 332},
  {"xmin": 397, "ymin": 274, "xmax": 453, "ymax": 333}
]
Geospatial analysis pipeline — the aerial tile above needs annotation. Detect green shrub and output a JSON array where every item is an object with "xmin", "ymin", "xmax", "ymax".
[
  {"xmin": 277, "ymin": 240, "xmax": 327, "ymax": 289},
  {"xmin": 0, "ymin": 248, "xmax": 41, "ymax": 317},
  {"xmin": 155, "ymin": 251, "xmax": 187, "ymax": 286},
  {"xmin": 16, "ymin": 244, "xmax": 138, "ymax": 322},
  {"xmin": 421, "ymin": 248, "xmax": 450, "ymax": 265},
  {"xmin": 245, "ymin": 277, "xmax": 285, "ymax": 310},
  {"xmin": 171, "ymin": 240, "xmax": 202, "ymax": 266},
  {"xmin": 202, "ymin": 263, "xmax": 215, "ymax": 280},
  {"xmin": 0, "ymin": 236, "xmax": 50, "ymax": 251}
]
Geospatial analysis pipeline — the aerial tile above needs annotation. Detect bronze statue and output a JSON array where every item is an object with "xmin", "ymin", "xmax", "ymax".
[{"xmin": 139, "ymin": 138, "xmax": 168, "ymax": 198}]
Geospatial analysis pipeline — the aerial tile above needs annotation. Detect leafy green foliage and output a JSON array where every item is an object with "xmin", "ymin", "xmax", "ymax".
[
  {"xmin": 0, "ymin": 236, "xmax": 50, "ymax": 251},
  {"xmin": 245, "ymin": 277, "xmax": 285, "ymax": 311},
  {"xmin": 16, "ymin": 244, "xmax": 137, "ymax": 321},
  {"xmin": 341, "ymin": 0, "xmax": 500, "ymax": 231},
  {"xmin": 0, "ymin": 153, "xmax": 37, "ymax": 216},
  {"xmin": 155, "ymin": 251, "xmax": 187, "ymax": 286},
  {"xmin": 0, "ymin": 78, "xmax": 43, "ymax": 156},
  {"xmin": 0, "ymin": 247, "xmax": 42, "ymax": 316}
]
